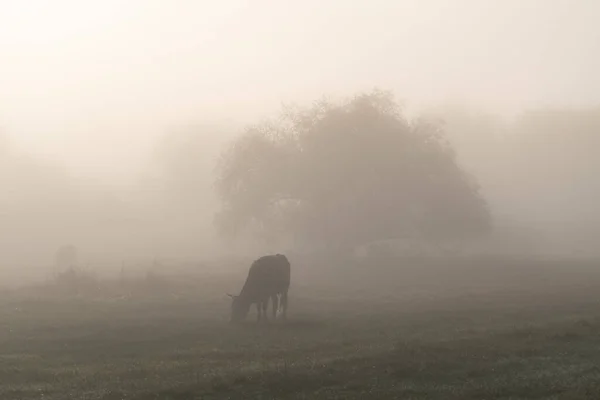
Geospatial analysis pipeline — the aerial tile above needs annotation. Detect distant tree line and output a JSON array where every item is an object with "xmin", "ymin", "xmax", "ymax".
[{"xmin": 3, "ymin": 90, "xmax": 600, "ymax": 263}]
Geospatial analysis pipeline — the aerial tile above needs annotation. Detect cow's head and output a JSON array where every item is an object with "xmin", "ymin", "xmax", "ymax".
[{"xmin": 227, "ymin": 293, "xmax": 250, "ymax": 323}]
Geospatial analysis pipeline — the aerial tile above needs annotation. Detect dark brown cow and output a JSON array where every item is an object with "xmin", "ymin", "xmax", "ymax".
[{"xmin": 228, "ymin": 254, "xmax": 290, "ymax": 323}]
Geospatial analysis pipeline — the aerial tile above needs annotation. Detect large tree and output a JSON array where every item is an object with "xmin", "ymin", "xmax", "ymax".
[{"xmin": 214, "ymin": 90, "xmax": 491, "ymax": 252}]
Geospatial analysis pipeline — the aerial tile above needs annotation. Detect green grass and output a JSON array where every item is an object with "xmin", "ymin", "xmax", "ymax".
[{"xmin": 1, "ymin": 256, "xmax": 600, "ymax": 399}]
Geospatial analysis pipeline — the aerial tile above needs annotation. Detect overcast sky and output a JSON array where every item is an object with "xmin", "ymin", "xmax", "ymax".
[{"xmin": 1, "ymin": 0, "xmax": 599, "ymax": 181}]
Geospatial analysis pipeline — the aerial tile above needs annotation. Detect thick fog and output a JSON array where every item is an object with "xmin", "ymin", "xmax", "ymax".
[{"xmin": 1, "ymin": 0, "xmax": 600, "ymax": 282}]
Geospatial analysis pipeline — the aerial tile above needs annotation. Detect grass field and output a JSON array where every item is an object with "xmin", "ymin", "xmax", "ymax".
[{"xmin": 1, "ymin": 255, "xmax": 600, "ymax": 399}]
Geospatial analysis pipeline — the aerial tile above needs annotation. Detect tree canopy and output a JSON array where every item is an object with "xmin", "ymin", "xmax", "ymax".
[{"xmin": 214, "ymin": 90, "xmax": 491, "ymax": 252}]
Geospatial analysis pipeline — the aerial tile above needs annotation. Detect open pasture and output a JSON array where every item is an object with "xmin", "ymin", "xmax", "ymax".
[{"xmin": 1, "ymin": 256, "xmax": 600, "ymax": 399}]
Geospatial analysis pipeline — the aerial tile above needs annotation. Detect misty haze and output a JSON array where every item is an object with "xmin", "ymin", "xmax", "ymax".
[{"xmin": 2, "ymin": 1, "xmax": 600, "ymax": 399}]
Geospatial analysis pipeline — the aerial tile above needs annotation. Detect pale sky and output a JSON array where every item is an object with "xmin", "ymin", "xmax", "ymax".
[{"xmin": 1, "ymin": 0, "xmax": 599, "ymax": 181}]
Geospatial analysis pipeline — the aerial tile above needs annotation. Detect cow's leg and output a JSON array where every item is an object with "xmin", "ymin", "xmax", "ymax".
[
  {"xmin": 281, "ymin": 290, "xmax": 288, "ymax": 320},
  {"xmin": 256, "ymin": 302, "xmax": 262, "ymax": 322},
  {"xmin": 261, "ymin": 299, "xmax": 268, "ymax": 322},
  {"xmin": 271, "ymin": 294, "xmax": 279, "ymax": 319}
]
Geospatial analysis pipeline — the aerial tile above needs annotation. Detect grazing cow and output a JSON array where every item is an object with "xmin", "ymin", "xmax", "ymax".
[{"xmin": 228, "ymin": 254, "xmax": 290, "ymax": 323}]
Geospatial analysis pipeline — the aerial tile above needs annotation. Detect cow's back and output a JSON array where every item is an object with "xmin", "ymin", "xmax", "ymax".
[{"xmin": 241, "ymin": 254, "xmax": 290, "ymax": 300}]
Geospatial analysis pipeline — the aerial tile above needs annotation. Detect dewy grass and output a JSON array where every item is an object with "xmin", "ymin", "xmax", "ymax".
[{"xmin": 1, "ymin": 256, "xmax": 600, "ymax": 399}]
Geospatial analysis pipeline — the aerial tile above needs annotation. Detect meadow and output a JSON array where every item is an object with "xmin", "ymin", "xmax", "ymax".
[{"xmin": 1, "ymin": 255, "xmax": 600, "ymax": 399}]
